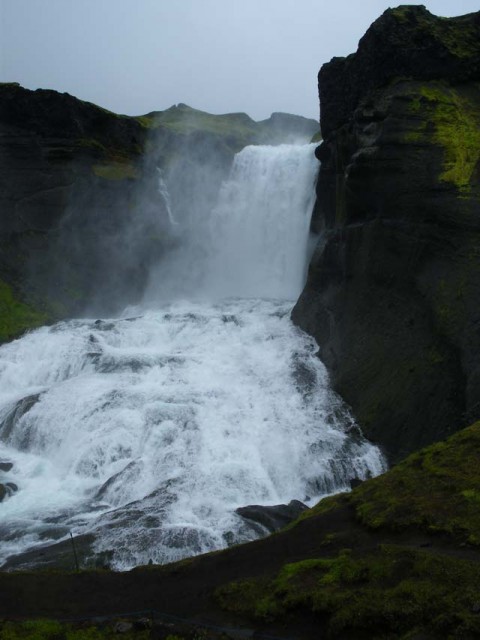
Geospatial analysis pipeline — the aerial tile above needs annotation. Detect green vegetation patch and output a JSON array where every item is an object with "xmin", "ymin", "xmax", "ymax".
[
  {"xmin": 418, "ymin": 83, "xmax": 480, "ymax": 191},
  {"xmin": 350, "ymin": 421, "xmax": 480, "ymax": 542},
  {"xmin": 216, "ymin": 546, "xmax": 480, "ymax": 639},
  {"xmin": 0, "ymin": 279, "xmax": 47, "ymax": 343}
]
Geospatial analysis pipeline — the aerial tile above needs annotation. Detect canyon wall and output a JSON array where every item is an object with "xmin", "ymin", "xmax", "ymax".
[{"xmin": 293, "ymin": 6, "xmax": 480, "ymax": 462}]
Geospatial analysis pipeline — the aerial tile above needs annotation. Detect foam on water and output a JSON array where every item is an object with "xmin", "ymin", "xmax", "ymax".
[
  {"xmin": 0, "ymin": 143, "xmax": 387, "ymax": 569},
  {"xmin": 0, "ymin": 300, "xmax": 385, "ymax": 568}
]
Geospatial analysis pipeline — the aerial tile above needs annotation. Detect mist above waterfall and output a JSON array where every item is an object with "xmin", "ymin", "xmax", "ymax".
[{"xmin": 144, "ymin": 143, "xmax": 319, "ymax": 304}]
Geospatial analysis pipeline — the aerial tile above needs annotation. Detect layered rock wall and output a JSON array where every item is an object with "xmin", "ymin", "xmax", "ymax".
[{"xmin": 293, "ymin": 6, "xmax": 480, "ymax": 462}]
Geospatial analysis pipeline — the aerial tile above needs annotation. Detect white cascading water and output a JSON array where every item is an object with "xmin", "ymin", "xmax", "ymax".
[
  {"xmin": 205, "ymin": 144, "xmax": 318, "ymax": 299},
  {"xmin": 0, "ymin": 143, "xmax": 386, "ymax": 570}
]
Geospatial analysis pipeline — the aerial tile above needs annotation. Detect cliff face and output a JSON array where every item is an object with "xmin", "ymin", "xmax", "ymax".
[
  {"xmin": 0, "ymin": 83, "xmax": 155, "ymax": 335},
  {"xmin": 292, "ymin": 6, "xmax": 480, "ymax": 462}
]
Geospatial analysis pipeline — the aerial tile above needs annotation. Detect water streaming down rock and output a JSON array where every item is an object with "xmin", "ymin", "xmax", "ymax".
[
  {"xmin": 0, "ymin": 143, "xmax": 386, "ymax": 570},
  {"xmin": 205, "ymin": 144, "xmax": 319, "ymax": 299}
]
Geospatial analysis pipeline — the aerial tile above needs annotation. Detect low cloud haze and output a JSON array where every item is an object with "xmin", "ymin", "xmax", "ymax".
[{"xmin": 1, "ymin": 0, "xmax": 479, "ymax": 120}]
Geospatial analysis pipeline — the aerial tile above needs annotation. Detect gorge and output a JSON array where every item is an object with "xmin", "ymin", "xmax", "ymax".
[{"xmin": 1, "ymin": 5, "xmax": 480, "ymax": 640}]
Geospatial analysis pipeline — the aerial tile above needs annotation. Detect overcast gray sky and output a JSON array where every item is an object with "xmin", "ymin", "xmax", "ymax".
[{"xmin": 1, "ymin": 0, "xmax": 478, "ymax": 121}]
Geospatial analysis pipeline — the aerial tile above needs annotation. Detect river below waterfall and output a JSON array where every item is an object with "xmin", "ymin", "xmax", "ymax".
[{"xmin": 0, "ymin": 143, "xmax": 386, "ymax": 570}]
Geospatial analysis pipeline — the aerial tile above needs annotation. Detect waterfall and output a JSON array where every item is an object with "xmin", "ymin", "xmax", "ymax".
[
  {"xmin": 204, "ymin": 144, "xmax": 318, "ymax": 299},
  {"xmin": 143, "ymin": 143, "xmax": 318, "ymax": 303},
  {"xmin": 0, "ymin": 143, "xmax": 387, "ymax": 570}
]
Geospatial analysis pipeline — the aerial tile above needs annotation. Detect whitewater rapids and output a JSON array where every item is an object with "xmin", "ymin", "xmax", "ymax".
[{"xmin": 0, "ymin": 143, "xmax": 386, "ymax": 569}]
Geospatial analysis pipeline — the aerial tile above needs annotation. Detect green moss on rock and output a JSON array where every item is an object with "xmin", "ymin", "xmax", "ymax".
[
  {"xmin": 0, "ymin": 279, "xmax": 47, "ymax": 343},
  {"xmin": 418, "ymin": 83, "xmax": 480, "ymax": 191},
  {"xmin": 401, "ymin": 81, "xmax": 480, "ymax": 191},
  {"xmin": 349, "ymin": 421, "xmax": 480, "ymax": 541},
  {"xmin": 217, "ymin": 545, "xmax": 480, "ymax": 638}
]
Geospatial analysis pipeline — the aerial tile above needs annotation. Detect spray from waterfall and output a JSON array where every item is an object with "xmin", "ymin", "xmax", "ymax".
[{"xmin": 143, "ymin": 143, "xmax": 318, "ymax": 304}]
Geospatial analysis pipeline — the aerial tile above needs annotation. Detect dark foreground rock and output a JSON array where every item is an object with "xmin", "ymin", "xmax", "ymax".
[
  {"xmin": 1, "ymin": 534, "xmax": 106, "ymax": 572},
  {"xmin": 235, "ymin": 499, "xmax": 308, "ymax": 533},
  {"xmin": 292, "ymin": 6, "xmax": 480, "ymax": 462}
]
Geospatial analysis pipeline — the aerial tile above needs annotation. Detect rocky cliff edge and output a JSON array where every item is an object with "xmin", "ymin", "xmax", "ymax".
[{"xmin": 293, "ymin": 5, "xmax": 480, "ymax": 462}]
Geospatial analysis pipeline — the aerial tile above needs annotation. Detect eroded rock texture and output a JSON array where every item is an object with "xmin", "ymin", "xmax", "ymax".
[{"xmin": 293, "ymin": 6, "xmax": 480, "ymax": 462}]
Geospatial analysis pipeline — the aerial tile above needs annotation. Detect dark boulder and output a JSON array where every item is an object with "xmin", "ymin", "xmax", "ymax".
[
  {"xmin": 0, "ymin": 462, "xmax": 13, "ymax": 473},
  {"xmin": 0, "ymin": 482, "xmax": 18, "ymax": 502},
  {"xmin": 0, "ymin": 533, "xmax": 107, "ymax": 571},
  {"xmin": 293, "ymin": 6, "xmax": 480, "ymax": 463},
  {"xmin": 0, "ymin": 393, "xmax": 41, "ymax": 441},
  {"xmin": 235, "ymin": 500, "xmax": 309, "ymax": 533}
]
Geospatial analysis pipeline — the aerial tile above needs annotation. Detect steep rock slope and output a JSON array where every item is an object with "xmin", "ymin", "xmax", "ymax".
[{"xmin": 292, "ymin": 6, "xmax": 480, "ymax": 462}]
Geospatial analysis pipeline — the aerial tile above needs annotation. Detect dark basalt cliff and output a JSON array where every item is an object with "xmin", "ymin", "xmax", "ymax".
[
  {"xmin": 0, "ymin": 83, "xmax": 155, "ymax": 336},
  {"xmin": 292, "ymin": 6, "xmax": 480, "ymax": 462}
]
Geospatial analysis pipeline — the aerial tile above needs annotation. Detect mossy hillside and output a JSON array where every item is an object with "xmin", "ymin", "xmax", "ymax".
[
  {"xmin": 0, "ymin": 279, "xmax": 48, "ymax": 343},
  {"xmin": 136, "ymin": 104, "xmax": 260, "ymax": 153},
  {"xmin": 348, "ymin": 421, "xmax": 480, "ymax": 542},
  {"xmin": 216, "ymin": 546, "xmax": 480, "ymax": 639}
]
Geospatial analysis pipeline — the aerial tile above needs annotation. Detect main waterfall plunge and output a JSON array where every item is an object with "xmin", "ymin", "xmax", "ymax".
[{"xmin": 0, "ymin": 144, "xmax": 386, "ymax": 570}]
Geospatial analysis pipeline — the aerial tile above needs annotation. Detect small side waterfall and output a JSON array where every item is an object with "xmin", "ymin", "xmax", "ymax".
[
  {"xmin": 0, "ymin": 143, "xmax": 387, "ymax": 570},
  {"xmin": 157, "ymin": 168, "xmax": 177, "ymax": 227}
]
